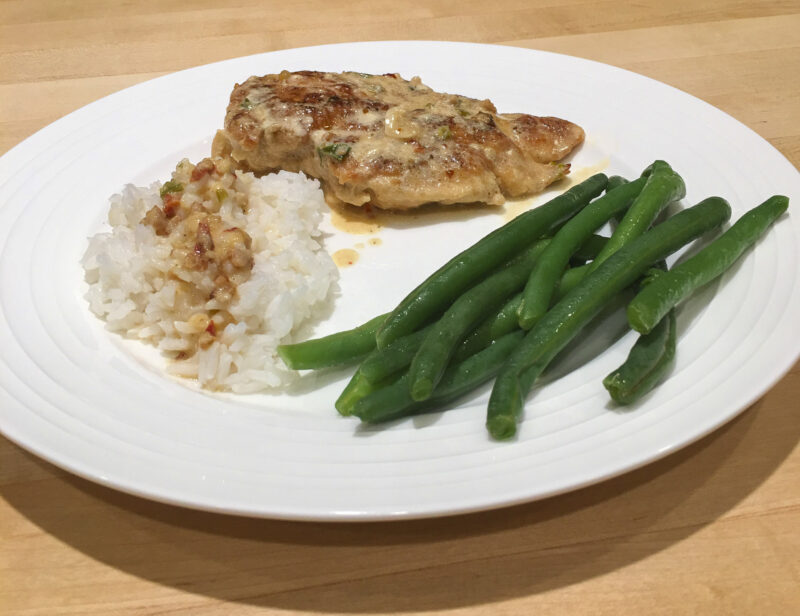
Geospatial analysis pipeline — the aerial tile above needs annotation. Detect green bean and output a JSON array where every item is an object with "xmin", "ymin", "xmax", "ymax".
[
  {"xmin": 375, "ymin": 174, "xmax": 609, "ymax": 348},
  {"xmin": 335, "ymin": 367, "xmax": 402, "ymax": 416},
  {"xmin": 608, "ymin": 175, "xmax": 629, "ymax": 188},
  {"xmin": 572, "ymin": 233, "xmax": 611, "ymax": 263},
  {"xmin": 456, "ymin": 292, "xmax": 523, "ymax": 360},
  {"xmin": 555, "ymin": 263, "xmax": 590, "ymax": 299},
  {"xmin": 486, "ymin": 196, "xmax": 731, "ymax": 440},
  {"xmin": 627, "ymin": 195, "xmax": 789, "ymax": 334},
  {"xmin": 517, "ymin": 176, "xmax": 647, "ymax": 329},
  {"xmin": 554, "ymin": 178, "xmax": 640, "ymax": 301},
  {"xmin": 277, "ymin": 313, "xmax": 388, "ymax": 370},
  {"xmin": 605, "ymin": 175, "xmax": 629, "ymax": 192},
  {"xmin": 335, "ymin": 369, "xmax": 371, "ymax": 416},
  {"xmin": 359, "ymin": 326, "xmax": 432, "ymax": 384},
  {"xmin": 603, "ymin": 306, "xmax": 676, "ymax": 405},
  {"xmin": 587, "ymin": 161, "xmax": 686, "ymax": 273},
  {"xmin": 543, "ymin": 179, "xmax": 628, "ymax": 302},
  {"xmin": 353, "ymin": 331, "xmax": 524, "ymax": 424},
  {"xmin": 566, "ymin": 178, "xmax": 625, "ymax": 268},
  {"xmin": 604, "ymin": 175, "xmax": 629, "ymax": 228},
  {"xmin": 408, "ymin": 239, "xmax": 551, "ymax": 401},
  {"xmin": 602, "ymin": 266, "xmax": 675, "ymax": 404}
]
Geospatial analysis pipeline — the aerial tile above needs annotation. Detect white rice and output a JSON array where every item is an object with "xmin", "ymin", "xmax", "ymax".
[{"xmin": 82, "ymin": 168, "xmax": 338, "ymax": 393}]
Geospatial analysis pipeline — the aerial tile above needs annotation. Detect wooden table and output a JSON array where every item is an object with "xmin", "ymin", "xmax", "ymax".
[{"xmin": 2, "ymin": 1, "xmax": 798, "ymax": 614}]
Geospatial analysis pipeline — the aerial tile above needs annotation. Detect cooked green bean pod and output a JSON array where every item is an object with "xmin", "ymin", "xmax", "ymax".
[
  {"xmin": 603, "ymin": 267, "xmax": 676, "ymax": 404},
  {"xmin": 605, "ymin": 175, "xmax": 629, "ymax": 192},
  {"xmin": 572, "ymin": 233, "xmax": 611, "ymax": 263},
  {"xmin": 555, "ymin": 263, "xmax": 590, "ymax": 299},
  {"xmin": 455, "ymin": 292, "xmax": 523, "ymax": 360},
  {"xmin": 335, "ymin": 367, "xmax": 403, "ymax": 416},
  {"xmin": 359, "ymin": 326, "xmax": 432, "ymax": 384},
  {"xmin": 335, "ymin": 369, "xmax": 373, "ymax": 416},
  {"xmin": 603, "ymin": 307, "xmax": 676, "ymax": 405},
  {"xmin": 627, "ymin": 195, "xmax": 789, "ymax": 334},
  {"xmin": 277, "ymin": 313, "xmax": 388, "ymax": 370}
]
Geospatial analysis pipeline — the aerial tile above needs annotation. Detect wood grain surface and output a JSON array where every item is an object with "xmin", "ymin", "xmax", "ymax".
[{"xmin": 1, "ymin": 1, "xmax": 798, "ymax": 614}]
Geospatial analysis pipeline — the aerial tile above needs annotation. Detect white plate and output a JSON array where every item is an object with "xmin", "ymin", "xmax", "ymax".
[{"xmin": 1, "ymin": 42, "xmax": 798, "ymax": 521}]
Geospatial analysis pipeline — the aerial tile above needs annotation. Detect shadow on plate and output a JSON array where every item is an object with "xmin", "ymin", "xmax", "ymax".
[{"xmin": 2, "ymin": 360, "xmax": 798, "ymax": 612}]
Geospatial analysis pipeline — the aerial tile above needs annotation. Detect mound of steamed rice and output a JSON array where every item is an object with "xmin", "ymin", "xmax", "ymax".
[{"xmin": 81, "ymin": 168, "xmax": 338, "ymax": 393}]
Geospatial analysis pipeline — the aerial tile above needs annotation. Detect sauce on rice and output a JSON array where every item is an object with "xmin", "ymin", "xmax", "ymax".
[{"xmin": 139, "ymin": 156, "xmax": 255, "ymax": 356}]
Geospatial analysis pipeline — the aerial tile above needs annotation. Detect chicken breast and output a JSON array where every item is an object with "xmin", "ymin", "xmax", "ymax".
[{"xmin": 214, "ymin": 70, "xmax": 584, "ymax": 210}]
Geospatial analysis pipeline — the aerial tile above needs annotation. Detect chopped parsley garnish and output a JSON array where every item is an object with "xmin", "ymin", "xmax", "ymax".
[
  {"xmin": 454, "ymin": 98, "xmax": 470, "ymax": 117},
  {"xmin": 159, "ymin": 180, "xmax": 184, "ymax": 197},
  {"xmin": 436, "ymin": 126, "xmax": 453, "ymax": 140},
  {"xmin": 317, "ymin": 143, "xmax": 351, "ymax": 162}
]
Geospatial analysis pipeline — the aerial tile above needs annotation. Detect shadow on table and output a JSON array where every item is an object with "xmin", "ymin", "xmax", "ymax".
[{"xmin": 2, "ymin": 367, "xmax": 798, "ymax": 613}]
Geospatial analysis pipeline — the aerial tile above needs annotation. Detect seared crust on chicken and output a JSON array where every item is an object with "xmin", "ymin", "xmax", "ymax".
[{"xmin": 215, "ymin": 71, "xmax": 584, "ymax": 210}]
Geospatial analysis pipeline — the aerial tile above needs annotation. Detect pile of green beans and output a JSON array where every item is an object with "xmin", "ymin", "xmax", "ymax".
[
  {"xmin": 487, "ymin": 196, "xmax": 732, "ymax": 439},
  {"xmin": 277, "ymin": 165, "xmax": 789, "ymax": 441}
]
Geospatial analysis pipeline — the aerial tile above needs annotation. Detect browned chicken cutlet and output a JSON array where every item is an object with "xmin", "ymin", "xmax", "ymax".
[{"xmin": 214, "ymin": 70, "xmax": 585, "ymax": 210}]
